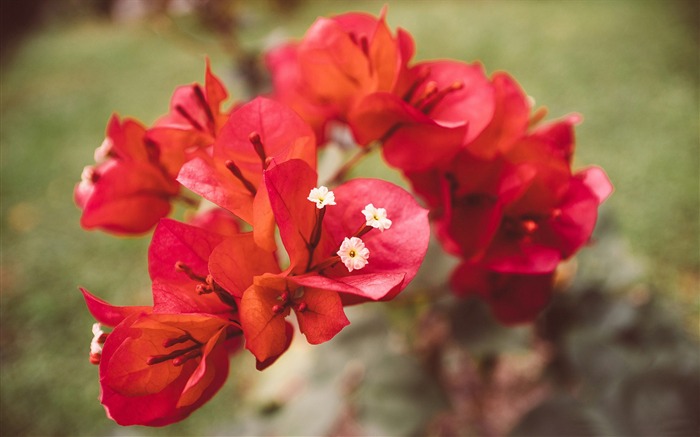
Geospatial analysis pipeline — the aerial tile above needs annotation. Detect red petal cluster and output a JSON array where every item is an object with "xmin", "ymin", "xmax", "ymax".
[
  {"xmin": 77, "ymin": 6, "xmax": 611, "ymax": 427},
  {"xmin": 265, "ymin": 6, "xmax": 414, "ymax": 142},
  {"xmin": 78, "ymin": 58, "xmax": 428, "ymax": 425},
  {"xmin": 230, "ymin": 158, "xmax": 429, "ymax": 362},
  {"xmin": 75, "ymin": 62, "xmax": 231, "ymax": 235},
  {"xmin": 265, "ymin": 9, "xmax": 613, "ymax": 324},
  {"xmin": 74, "ymin": 116, "xmax": 180, "ymax": 234}
]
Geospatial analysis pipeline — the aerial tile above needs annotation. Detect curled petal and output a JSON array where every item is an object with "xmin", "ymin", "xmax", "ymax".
[{"xmin": 80, "ymin": 287, "xmax": 151, "ymax": 327}]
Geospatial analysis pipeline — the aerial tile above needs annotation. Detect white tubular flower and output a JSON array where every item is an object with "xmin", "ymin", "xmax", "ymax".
[
  {"xmin": 80, "ymin": 165, "xmax": 96, "ymax": 185},
  {"xmin": 362, "ymin": 203, "xmax": 392, "ymax": 232},
  {"xmin": 93, "ymin": 137, "xmax": 113, "ymax": 163},
  {"xmin": 90, "ymin": 323, "xmax": 105, "ymax": 355},
  {"xmin": 337, "ymin": 237, "xmax": 370, "ymax": 272},
  {"xmin": 307, "ymin": 186, "xmax": 336, "ymax": 209}
]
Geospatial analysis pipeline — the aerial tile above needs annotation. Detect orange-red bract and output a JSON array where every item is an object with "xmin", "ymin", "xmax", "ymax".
[
  {"xmin": 265, "ymin": 8, "xmax": 414, "ymax": 142},
  {"xmin": 74, "ymin": 115, "xmax": 180, "ymax": 235},
  {"xmin": 146, "ymin": 60, "xmax": 231, "ymax": 178},
  {"xmin": 177, "ymin": 97, "xmax": 316, "ymax": 251},
  {"xmin": 349, "ymin": 60, "xmax": 496, "ymax": 172},
  {"xmin": 98, "ymin": 313, "xmax": 237, "ymax": 426},
  {"xmin": 148, "ymin": 218, "xmax": 240, "ymax": 316}
]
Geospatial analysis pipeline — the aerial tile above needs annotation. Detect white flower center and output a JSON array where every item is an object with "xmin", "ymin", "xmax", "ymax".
[
  {"xmin": 362, "ymin": 203, "xmax": 392, "ymax": 232},
  {"xmin": 337, "ymin": 237, "xmax": 370, "ymax": 272},
  {"xmin": 307, "ymin": 186, "xmax": 336, "ymax": 209}
]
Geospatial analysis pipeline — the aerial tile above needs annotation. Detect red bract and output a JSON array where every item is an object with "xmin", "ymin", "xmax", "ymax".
[
  {"xmin": 80, "ymin": 287, "xmax": 241, "ymax": 426},
  {"xmin": 265, "ymin": 42, "xmax": 338, "ymax": 143},
  {"xmin": 80, "ymin": 213, "xmax": 286, "ymax": 424},
  {"xmin": 433, "ymin": 124, "xmax": 573, "ymax": 262},
  {"xmin": 424, "ymin": 153, "xmax": 536, "ymax": 260},
  {"xmin": 177, "ymin": 97, "xmax": 316, "ymax": 251},
  {"xmin": 482, "ymin": 166, "xmax": 612, "ymax": 274},
  {"xmin": 349, "ymin": 60, "xmax": 495, "ymax": 171},
  {"xmin": 465, "ymin": 72, "xmax": 532, "ymax": 159},
  {"xmin": 462, "ymin": 119, "xmax": 602, "ymax": 273},
  {"xmin": 230, "ymin": 159, "xmax": 429, "ymax": 362},
  {"xmin": 148, "ymin": 218, "xmax": 240, "ymax": 316},
  {"xmin": 148, "ymin": 216, "xmax": 289, "ymax": 369},
  {"xmin": 401, "ymin": 95, "xmax": 538, "ymax": 216},
  {"xmin": 81, "ymin": 287, "xmax": 151, "ymax": 327},
  {"xmin": 451, "ymin": 262, "xmax": 554, "ymax": 325},
  {"xmin": 240, "ymin": 274, "xmax": 345, "ymax": 363},
  {"xmin": 75, "ymin": 115, "xmax": 180, "ymax": 235},
  {"xmin": 146, "ymin": 60, "xmax": 230, "ymax": 178},
  {"xmin": 98, "ymin": 313, "xmax": 238, "ymax": 426},
  {"xmin": 266, "ymin": 7, "xmax": 414, "ymax": 142},
  {"xmin": 410, "ymin": 111, "xmax": 610, "ymax": 275}
]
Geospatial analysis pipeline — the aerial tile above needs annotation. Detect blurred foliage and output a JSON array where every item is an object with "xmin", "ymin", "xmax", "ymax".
[{"xmin": 1, "ymin": 0, "xmax": 698, "ymax": 435}]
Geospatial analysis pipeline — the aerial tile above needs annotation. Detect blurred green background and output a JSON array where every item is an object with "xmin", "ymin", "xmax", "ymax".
[{"xmin": 1, "ymin": 0, "xmax": 698, "ymax": 435}]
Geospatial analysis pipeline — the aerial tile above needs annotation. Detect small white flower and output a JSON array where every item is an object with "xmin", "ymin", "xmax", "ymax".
[
  {"xmin": 307, "ymin": 186, "xmax": 336, "ymax": 209},
  {"xmin": 77, "ymin": 166, "xmax": 98, "ymax": 198},
  {"xmin": 337, "ymin": 237, "xmax": 370, "ymax": 272},
  {"xmin": 93, "ymin": 137, "xmax": 113, "ymax": 163},
  {"xmin": 362, "ymin": 203, "xmax": 392, "ymax": 232},
  {"xmin": 90, "ymin": 323, "xmax": 105, "ymax": 355},
  {"xmin": 80, "ymin": 165, "xmax": 96, "ymax": 185}
]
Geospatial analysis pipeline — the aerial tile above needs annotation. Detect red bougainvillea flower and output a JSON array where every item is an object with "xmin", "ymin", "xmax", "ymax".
[
  {"xmin": 98, "ymin": 312, "xmax": 239, "ymax": 426},
  {"xmin": 148, "ymin": 217, "xmax": 295, "ymax": 368},
  {"xmin": 406, "ymin": 111, "xmax": 608, "ymax": 275},
  {"xmin": 398, "ymin": 73, "xmax": 551, "ymax": 213},
  {"xmin": 451, "ymin": 262, "xmax": 555, "ymax": 325},
  {"xmin": 80, "ymin": 218, "xmax": 258, "ymax": 427},
  {"xmin": 226, "ymin": 159, "xmax": 430, "ymax": 362},
  {"xmin": 178, "ymin": 97, "xmax": 316, "ymax": 251},
  {"xmin": 149, "ymin": 218, "xmax": 240, "ymax": 316},
  {"xmin": 441, "ymin": 113, "xmax": 574, "ymax": 254},
  {"xmin": 74, "ymin": 115, "xmax": 180, "ymax": 235},
  {"xmin": 426, "ymin": 153, "xmax": 537, "ymax": 260},
  {"xmin": 348, "ymin": 59, "xmax": 495, "ymax": 172},
  {"xmin": 237, "ymin": 273, "xmax": 347, "ymax": 364},
  {"xmin": 146, "ymin": 60, "xmax": 231, "ymax": 178},
  {"xmin": 480, "ymin": 165, "xmax": 612, "ymax": 274},
  {"xmin": 265, "ymin": 7, "xmax": 414, "ymax": 142},
  {"xmin": 80, "ymin": 210, "xmax": 286, "ymax": 423},
  {"xmin": 147, "ymin": 215, "xmax": 294, "ymax": 369}
]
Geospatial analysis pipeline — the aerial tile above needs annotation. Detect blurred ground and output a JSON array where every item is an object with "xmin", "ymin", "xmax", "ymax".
[{"xmin": 1, "ymin": 0, "xmax": 698, "ymax": 435}]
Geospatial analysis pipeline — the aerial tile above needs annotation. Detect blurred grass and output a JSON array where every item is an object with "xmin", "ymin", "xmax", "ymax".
[{"xmin": 1, "ymin": 0, "xmax": 697, "ymax": 435}]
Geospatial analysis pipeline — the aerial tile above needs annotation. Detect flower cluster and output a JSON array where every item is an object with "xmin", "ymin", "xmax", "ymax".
[
  {"xmin": 266, "ymin": 8, "xmax": 612, "ymax": 324},
  {"xmin": 77, "ymin": 67, "xmax": 428, "ymax": 424},
  {"xmin": 76, "ymin": 7, "xmax": 609, "ymax": 427}
]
